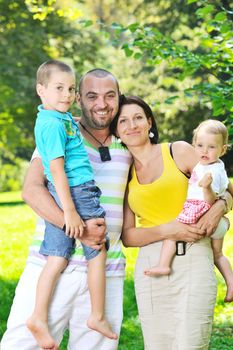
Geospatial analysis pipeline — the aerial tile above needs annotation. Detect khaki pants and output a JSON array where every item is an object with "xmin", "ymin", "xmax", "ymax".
[{"xmin": 135, "ymin": 238, "xmax": 217, "ymax": 350}]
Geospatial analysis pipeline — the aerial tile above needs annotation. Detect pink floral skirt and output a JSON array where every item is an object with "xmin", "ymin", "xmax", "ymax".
[{"xmin": 177, "ymin": 199, "xmax": 211, "ymax": 224}]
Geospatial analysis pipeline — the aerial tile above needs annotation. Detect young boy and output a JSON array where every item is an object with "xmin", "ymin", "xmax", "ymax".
[
  {"xmin": 145, "ymin": 119, "xmax": 233, "ymax": 302},
  {"xmin": 27, "ymin": 60, "xmax": 117, "ymax": 350}
]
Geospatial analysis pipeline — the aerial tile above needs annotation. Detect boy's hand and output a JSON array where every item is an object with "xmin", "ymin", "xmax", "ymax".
[{"xmin": 64, "ymin": 208, "xmax": 85, "ymax": 238}]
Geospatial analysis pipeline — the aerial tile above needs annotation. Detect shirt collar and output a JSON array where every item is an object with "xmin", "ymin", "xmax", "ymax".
[{"xmin": 37, "ymin": 104, "xmax": 73, "ymax": 121}]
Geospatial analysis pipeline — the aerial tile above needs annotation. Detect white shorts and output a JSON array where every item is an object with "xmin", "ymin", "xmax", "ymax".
[{"xmin": 1, "ymin": 263, "xmax": 124, "ymax": 350}]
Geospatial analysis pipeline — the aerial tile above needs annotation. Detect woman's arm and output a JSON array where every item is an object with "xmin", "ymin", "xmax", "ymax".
[
  {"xmin": 22, "ymin": 157, "xmax": 64, "ymax": 228},
  {"xmin": 121, "ymin": 190, "xmax": 205, "ymax": 248}
]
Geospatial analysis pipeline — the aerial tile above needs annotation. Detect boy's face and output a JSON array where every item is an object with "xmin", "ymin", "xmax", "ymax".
[
  {"xmin": 194, "ymin": 130, "xmax": 227, "ymax": 165},
  {"xmin": 37, "ymin": 70, "xmax": 76, "ymax": 113}
]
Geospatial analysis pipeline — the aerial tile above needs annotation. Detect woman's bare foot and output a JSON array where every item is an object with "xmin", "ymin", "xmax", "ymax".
[
  {"xmin": 26, "ymin": 316, "xmax": 58, "ymax": 350},
  {"xmin": 87, "ymin": 315, "xmax": 118, "ymax": 340},
  {"xmin": 224, "ymin": 283, "xmax": 233, "ymax": 302},
  {"xmin": 144, "ymin": 266, "xmax": 171, "ymax": 276}
]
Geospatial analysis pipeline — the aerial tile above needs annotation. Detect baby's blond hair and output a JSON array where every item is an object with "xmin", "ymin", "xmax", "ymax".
[{"xmin": 192, "ymin": 119, "xmax": 228, "ymax": 146}]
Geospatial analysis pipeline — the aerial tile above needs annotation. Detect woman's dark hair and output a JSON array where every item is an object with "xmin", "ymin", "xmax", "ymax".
[{"xmin": 110, "ymin": 95, "xmax": 159, "ymax": 144}]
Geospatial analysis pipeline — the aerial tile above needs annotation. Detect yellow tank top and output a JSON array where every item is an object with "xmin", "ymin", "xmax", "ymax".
[{"xmin": 128, "ymin": 143, "xmax": 188, "ymax": 227}]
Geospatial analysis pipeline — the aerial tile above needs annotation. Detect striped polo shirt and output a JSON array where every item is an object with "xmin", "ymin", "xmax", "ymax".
[{"xmin": 27, "ymin": 135, "xmax": 132, "ymax": 277}]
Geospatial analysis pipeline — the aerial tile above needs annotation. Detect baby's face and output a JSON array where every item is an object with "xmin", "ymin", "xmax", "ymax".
[
  {"xmin": 194, "ymin": 130, "xmax": 226, "ymax": 165},
  {"xmin": 38, "ymin": 70, "xmax": 76, "ymax": 113}
]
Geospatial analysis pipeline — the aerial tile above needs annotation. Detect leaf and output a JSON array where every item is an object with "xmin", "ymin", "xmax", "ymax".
[
  {"xmin": 196, "ymin": 5, "xmax": 214, "ymax": 18},
  {"xmin": 83, "ymin": 19, "xmax": 93, "ymax": 27},
  {"xmin": 111, "ymin": 22, "xmax": 123, "ymax": 31},
  {"xmin": 214, "ymin": 12, "xmax": 227, "ymax": 22},
  {"xmin": 127, "ymin": 22, "xmax": 140, "ymax": 33},
  {"xmin": 121, "ymin": 44, "xmax": 134, "ymax": 57},
  {"xmin": 220, "ymin": 22, "xmax": 231, "ymax": 34},
  {"xmin": 164, "ymin": 96, "xmax": 179, "ymax": 104},
  {"xmin": 134, "ymin": 52, "xmax": 142, "ymax": 60}
]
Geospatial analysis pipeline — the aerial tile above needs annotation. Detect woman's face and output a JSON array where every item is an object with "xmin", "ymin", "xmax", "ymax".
[{"xmin": 116, "ymin": 104, "xmax": 152, "ymax": 147}]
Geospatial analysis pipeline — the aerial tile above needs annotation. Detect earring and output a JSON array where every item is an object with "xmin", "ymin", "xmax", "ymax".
[
  {"xmin": 117, "ymin": 138, "xmax": 122, "ymax": 143},
  {"xmin": 149, "ymin": 131, "xmax": 154, "ymax": 138}
]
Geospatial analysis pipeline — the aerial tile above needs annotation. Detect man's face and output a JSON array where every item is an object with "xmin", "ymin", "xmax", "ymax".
[{"xmin": 77, "ymin": 75, "xmax": 119, "ymax": 129}]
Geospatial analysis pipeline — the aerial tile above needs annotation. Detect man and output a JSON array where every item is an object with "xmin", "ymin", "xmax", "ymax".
[
  {"xmin": 1, "ymin": 69, "xmax": 132, "ymax": 350},
  {"xmin": 1, "ymin": 69, "xmax": 229, "ymax": 350}
]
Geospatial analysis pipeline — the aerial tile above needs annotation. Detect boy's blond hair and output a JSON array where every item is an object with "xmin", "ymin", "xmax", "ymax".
[
  {"xmin": 37, "ymin": 60, "xmax": 75, "ymax": 86},
  {"xmin": 193, "ymin": 119, "xmax": 228, "ymax": 146}
]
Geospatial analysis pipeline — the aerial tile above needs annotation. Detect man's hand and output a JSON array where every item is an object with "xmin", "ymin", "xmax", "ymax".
[
  {"xmin": 196, "ymin": 199, "xmax": 225, "ymax": 236},
  {"xmin": 79, "ymin": 218, "xmax": 106, "ymax": 250},
  {"xmin": 162, "ymin": 220, "xmax": 205, "ymax": 242}
]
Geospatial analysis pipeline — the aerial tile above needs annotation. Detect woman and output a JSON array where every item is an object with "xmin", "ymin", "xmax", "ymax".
[{"xmin": 111, "ymin": 95, "xmax": 231, "ymax": 350}]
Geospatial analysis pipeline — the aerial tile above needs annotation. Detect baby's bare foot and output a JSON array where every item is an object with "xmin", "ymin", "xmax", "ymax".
[
  {"xmin": 26, "ymin": 316, "xmax": 58, "ymax": 350},
  {"xmin": 144, "ymin": 266, "xmax": 171, "ymax": 276},
  {"xmin": 87, "ymin": 315, "xmax": 118, "ymax": 340},
  {"xmin": 224, "ymin": 284, "xmax": 233, "ymax": 302}
]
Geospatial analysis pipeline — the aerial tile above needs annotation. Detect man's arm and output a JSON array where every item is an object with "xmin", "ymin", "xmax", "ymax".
[
  {"xmin": 227, "ymin": 181, "xmax": 233, "ymax": 198},
  {"xmin": 22, "ymin": 157, "xmax": 105, "ymax": 249},
  {"xmin": 50, "ymin": 157, "xmax": 84, "ymax": 238},
  {"xmin": 197, "ymin": 191, "xmax": 233, "ymax": 236},
  {"xmin": 22, "ymin": 158, "xmax": 64, "ymax": 228}
]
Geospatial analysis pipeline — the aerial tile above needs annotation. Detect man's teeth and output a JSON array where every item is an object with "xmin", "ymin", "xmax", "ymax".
[{"xmin": 96, "ymin": 111, "xmax": 108, "ymax": 115}]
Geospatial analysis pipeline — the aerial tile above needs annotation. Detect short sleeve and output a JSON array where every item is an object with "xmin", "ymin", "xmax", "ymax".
[
  {"xmin": 35, "ymin": 119, "xmax": 67, "ymax": 162},
  {"xmin": 211, "ymin": 163, "xmax": 229, "ymax": 196},
  {"xmin": 30, "ymin": 148, "xmax": 41, "ymax": 162}
]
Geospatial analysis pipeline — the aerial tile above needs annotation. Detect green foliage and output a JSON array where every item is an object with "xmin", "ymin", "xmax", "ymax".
[
  {"xmin": 0, "ymin": 0, "xmax": 102, "ymax": 166},
  {"xmin": 108, "ymin": 0, "xmax": 233, "ymax": 135},
  {"xmin": 0, "ymin": 159, "xmax": 28, "ymax": 192},
  {"xmin": 1, "ymin": 0, "xmax": 233, "ymax": 176}
]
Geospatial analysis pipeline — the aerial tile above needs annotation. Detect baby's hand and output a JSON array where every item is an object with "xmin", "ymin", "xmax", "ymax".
[
  {"xmin": 199, "ymin": 173, "xmax": 213, "ymax": 188},
  {"xmin": 64, "ymin": 209, "xmax": 85, "ymax": 238}
]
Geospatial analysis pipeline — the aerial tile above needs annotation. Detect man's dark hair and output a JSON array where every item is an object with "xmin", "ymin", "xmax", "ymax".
[{"xmin": 78, "ymin": 68, "xmax": 119, "ymax": 94}]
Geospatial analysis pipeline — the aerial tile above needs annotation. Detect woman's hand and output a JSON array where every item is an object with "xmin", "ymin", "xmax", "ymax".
[{"xmin": 161, "ymin": 220, "xmax": 205, "ymax": 242}]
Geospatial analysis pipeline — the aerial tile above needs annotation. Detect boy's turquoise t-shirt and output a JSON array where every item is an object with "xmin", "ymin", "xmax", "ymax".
[{"xmin": 34, "ymin": 105, "xmax": 94, "ymax": 187}]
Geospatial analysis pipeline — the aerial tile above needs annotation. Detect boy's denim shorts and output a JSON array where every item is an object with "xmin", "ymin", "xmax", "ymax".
[{"xmin": 40, "ymin": 180, "xmax": 109, "ymax": 261}]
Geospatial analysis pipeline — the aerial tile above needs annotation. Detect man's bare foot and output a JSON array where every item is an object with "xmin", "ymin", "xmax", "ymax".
[
  {"xmin": 26, "ymin": 316, "xmax": 58, "ymax": 350},
  {"xmin": 87, "ymin": 315, "xmax": 118, "ymax": 340},
  {"xmin": 144, "ymin": 266, "xmax": 171, "ymax": 276},
  {"xmin": 224, "ymin": 284, "xmax": 233, "ymax": 302}
]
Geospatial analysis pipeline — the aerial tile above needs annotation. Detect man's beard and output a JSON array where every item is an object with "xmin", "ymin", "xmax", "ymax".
[{"xmin": 81, "ymin": 104, "xmax": 115, "ymax": 130}]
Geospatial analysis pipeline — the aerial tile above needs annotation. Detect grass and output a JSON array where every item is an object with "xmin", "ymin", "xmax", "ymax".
[{"xmin": 0, "ymin": 191, "xmax": 233, "ymax": 349}]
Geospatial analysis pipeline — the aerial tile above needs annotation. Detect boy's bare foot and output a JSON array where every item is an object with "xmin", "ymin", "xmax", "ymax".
[
  {"xmin": 26, "ymin": 316, "xmax": 58, "ymax": 350},
  {"xmin": 87, "ymin": 315, "xmax": 118, "ymax": 340},
  {"xmin": 224, "ymin": 284, "xmax": 233, "ymax": 302},
  {"xmin": 144, "ymin": 266, "xmax": 171, "ymax": 276}
]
